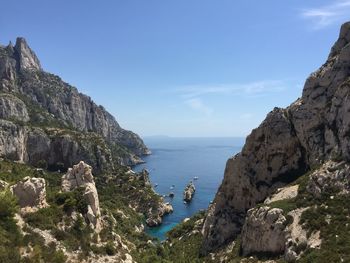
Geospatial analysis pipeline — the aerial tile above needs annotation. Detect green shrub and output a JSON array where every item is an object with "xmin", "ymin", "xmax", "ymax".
[
  {"xmin": 0, "ymin": 190, "xmax": 18, "ymax": 218},
  {"xmin": 104, "ymin": 241, "xmax": 117, "ymax": 256},
  {"xmin": 24, "ymin": 205, "xmax": 63, "ymax": 230},
  {"xmin": 36, "ymin": 159, "xmax": 48, "ymax": 169}
]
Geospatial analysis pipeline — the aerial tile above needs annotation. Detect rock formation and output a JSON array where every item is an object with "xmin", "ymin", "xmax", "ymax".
[
  {"xmin": 14, "ymin": 38, "xmax": 42, "ymax": 71},
  {"xmin": 146, "ymin": 201, "xmax": 174, "ymax": 227},
  {"xmin": 11, "ymin": 176, "xmax": 48, "ymax": 213},
  {"xmin": 240, "ymin": 205, "xmax": 321, "ymax": 262},
  {"xmin": 61, "ymin": 161, "xmax": 101, "ymax": 232},
  {"xmin": 0, "ymin": 37, "xmax": 150, "ymax": 172},
  {"xmin": 241, "ymin": 207, "xmax": 287, "ymax": 256},
  {"xmin": 202, "ymin": 21, "xmax": 350, "ymax": 253},
  {"xmin": 183, "ymin": 181, "xmax": 195, "ymax": 202}
]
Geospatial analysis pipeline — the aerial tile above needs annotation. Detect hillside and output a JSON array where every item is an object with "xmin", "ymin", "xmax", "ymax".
[
  {"xmin": 0, "ymin": 38, "xmax": 171, "ymax": 263},
  {"xmin": 0, "ymin": 38, "xmax": 150, "ymax": 172}
]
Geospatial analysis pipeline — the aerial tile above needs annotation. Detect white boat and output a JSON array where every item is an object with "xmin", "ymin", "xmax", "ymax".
[{"xmin": 193, "ymin": 176, "xmax": 199, "ymax": 180}]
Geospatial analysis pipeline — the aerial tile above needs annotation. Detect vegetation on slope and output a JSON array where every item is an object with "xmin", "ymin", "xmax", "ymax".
[{"xmin": 0, "ymin": 159, "xmax": 163, "ymax": 262}]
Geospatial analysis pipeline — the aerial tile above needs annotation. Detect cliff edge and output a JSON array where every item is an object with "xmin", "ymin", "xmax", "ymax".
[{"xmin": 201, "ymin": 21, "xmax": 350, "ymax": 253}]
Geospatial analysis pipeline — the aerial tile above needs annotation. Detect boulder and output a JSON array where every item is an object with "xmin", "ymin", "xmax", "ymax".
[
  {"xmin": 163, "ymin": 202, "xmax": 174, "ymax": 214},
  {"xmin": 11, "ymin": 176, "xmax": 48, "ymax": 212},
  {"xmin": 61, "ymin": 161, "xmax": 101, "ymax": 232},
  {"xmin": 241, "ymin": 206, "xmax": 320, "ymax": 262},
  {"xmin": 146, "ymin": 216, "xmax": 162, "ymax": 227},
  {"xmin": 241, "ymin": 207, "xmax": 287, "ymax": 256}
]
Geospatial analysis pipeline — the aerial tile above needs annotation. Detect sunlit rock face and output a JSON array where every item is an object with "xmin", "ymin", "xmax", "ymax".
[
  {"xmin": 201, "ymin": 21, "xmax": 350, "ymax": 253},
  {"xmin": 11, "ymin": 176, "xmax": 48, "ymax": 213},
  {"xmin": 62, "ymin": 161, "xmax": 102, "ymax": 232},
  {"xmin": 0, "ymin": 37, "xmax": 150, "ymax": 171}
]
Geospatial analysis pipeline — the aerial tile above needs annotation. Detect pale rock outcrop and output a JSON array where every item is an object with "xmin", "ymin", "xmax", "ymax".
[
  {"xmin": 183, "ymin": 181, "xmax": 196, "ymax": 202},
  {"xmin": 264, "ymin": 185, "xmax": 299, "ymax": 204},
  {"xmin": 11, "ymin": 176, "xmax": 48, "ymax": 212},
  {"xmin": 61, "ymin": 161, "xmax": 101, "ymax": 232},
  {"xmin": 0, "ymin": 119, "xmax": 26, "ymax": 162},
  {"xmin": 146, "ymin": 201, "xmax": 174, "ymax": 227},
  {"xmin": 163, "ymin": 202, "xmax": 174, "ymax": 213},
  {"xmin": 202, "ymin": 21, "xmax": 350, "ymax": 253},
  {"xmin": 306, "ymin": 160, "xmax": 350, "ymax": 197},
  {"xmin": 284, "ymin": 208, "xmax": 321, "ymax": 262},
  {"xmin": 0, "ymin": 93, "xmax": 29, "ymax": 122},
  {"xmin": 14, "ymin": 37, "xmax": 42, "ymax": 71},
  {"xmin": 146, "ymin": 216, "xmax": 162, "ymax": 227},
  {"xmin": 241, "ymin": 206, "xmax": 321, "ymax": 262},
  {"xmin": 241, "ymin": 207, "xmax": 287, "ymax": 256}
]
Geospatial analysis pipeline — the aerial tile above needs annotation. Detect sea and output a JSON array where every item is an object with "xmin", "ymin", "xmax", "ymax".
[{"xmin": 134, "ymin": 137, "xmax": 244, "ymax": 240}]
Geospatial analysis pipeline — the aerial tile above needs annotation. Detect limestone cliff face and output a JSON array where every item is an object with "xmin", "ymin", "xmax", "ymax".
[
  {"xmin": 0, "ymin": 37, "xmax": 149, "ymax": 171},
  {"xmin": 202, "ymin": 21, "xmax": 350, "ymax": 252}
]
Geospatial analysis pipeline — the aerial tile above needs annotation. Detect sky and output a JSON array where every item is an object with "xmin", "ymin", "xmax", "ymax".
[{"xmin": 0, "ymin": 0, "xmax": 349, "ymax": 137}]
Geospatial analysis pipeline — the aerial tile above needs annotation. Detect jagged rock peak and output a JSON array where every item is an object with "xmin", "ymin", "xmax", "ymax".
[
  {"xmin": 329, "ymin": 21, "xmax": 350, "ymax": 58},
  {"xmin": 14, "ymin": 37, "xmax": 42, "ymax": 71}
]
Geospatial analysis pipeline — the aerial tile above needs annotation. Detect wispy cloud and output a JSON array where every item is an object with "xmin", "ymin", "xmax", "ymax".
[
  {"xmin": 184, "ymin": 98, "xmax": 213, "ymax": 116},
  {"xmin": 176, "ymin": 80, "xmax": 287, "ymax": 117},
  {"xmin": 176, "ymin": 80, "xmax": 286, "ymax": 99},
  {"xmin": 301, "ymin": 0, "xmax": 350, "ymax": 29}
]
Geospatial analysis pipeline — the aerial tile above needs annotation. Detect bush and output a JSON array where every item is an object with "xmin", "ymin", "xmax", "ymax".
[
  {"xmin": 55, "ymin": 188, "xmax": 88, "ymax": 215},
  {"xmin": 104, "ymin": 241, "xmax": 116, "ymax": 256},
  {"xmin": 24, "ymin": 206, "xmax": 63, "ymax": 230},
  {"xmin": 0, "ymin": 190, "xmax": 18, "ymax": 218},
  {"xmin": 36, "ymin": 160, "xmax": 48, "ymax": 169},
  {"xmin": 0, "ymin": 191, "xmax": 22, "ymax": 263}
]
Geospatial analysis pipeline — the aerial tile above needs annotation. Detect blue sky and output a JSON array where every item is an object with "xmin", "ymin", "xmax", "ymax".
[{"xmin": 0, "ymin": 0, "xmax": 349, "ymax": 137}]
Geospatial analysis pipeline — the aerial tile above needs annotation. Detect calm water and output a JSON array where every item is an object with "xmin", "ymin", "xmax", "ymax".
[{"xmin": 134, "ymin": 137, "xmax": 244, "ymax": 240}]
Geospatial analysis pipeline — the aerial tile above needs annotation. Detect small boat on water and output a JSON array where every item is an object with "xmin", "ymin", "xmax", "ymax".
[
  {"xmin": 169, "ymin": 192, "xmax": 175, "ymax": 198},
  {"xmin": 154, "ymin": 183, "xmax": 158, "ymax": 187},
  {"xmin": 170, "ymin": 186, "xmax": 174, "ymax": 190},
  {"xmin": 193, "ymin": 176, "xmax": 199, "ymax": 180}
]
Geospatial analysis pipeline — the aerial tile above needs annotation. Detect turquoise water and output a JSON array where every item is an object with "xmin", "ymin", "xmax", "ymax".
[{"xmin": 134, "ymin": 137, "xmax": 244, "ymax": 240}]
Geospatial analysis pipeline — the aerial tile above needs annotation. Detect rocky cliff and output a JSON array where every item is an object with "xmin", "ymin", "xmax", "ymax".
[
  {"xmin": 201, "ymin": 21, "xmax": 350, "ymax": 253},
  {"xmin": 0, "ymin": 38, "xmax": 149, "ymax": 172}
]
